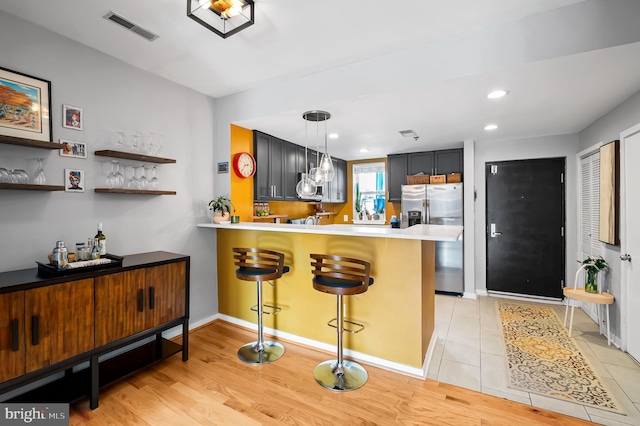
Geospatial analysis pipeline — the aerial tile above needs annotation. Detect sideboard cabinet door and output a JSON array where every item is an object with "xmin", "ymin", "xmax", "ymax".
[
  {"xmin": 25, "ymin": 279, "xmax": 95, "ymax": 373},
  {"xmin": 95, "ymin": 270, "xmax": 146, "ymax": 347},
  {"xmin": 145, "ymin": 262, "xmax": 186, "ymax": 328},
  {"xmin": 0, "ymin": 292, "xmax": 25, "ymax": 382}
]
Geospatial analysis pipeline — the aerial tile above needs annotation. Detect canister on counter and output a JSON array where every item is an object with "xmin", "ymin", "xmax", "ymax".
[{"xmin": 51, "ymin": 241, "xmax": 68, "ymax": 270}]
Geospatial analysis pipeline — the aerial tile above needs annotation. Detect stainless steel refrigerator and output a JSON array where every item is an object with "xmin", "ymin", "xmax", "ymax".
[{"xmin": 401, "ymin": 183, "xmax": 464, "ymax": 294}]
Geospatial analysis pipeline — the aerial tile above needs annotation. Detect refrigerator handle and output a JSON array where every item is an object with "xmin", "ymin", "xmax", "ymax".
[{"xmin": 424, "ymin": 199, "xmax": 429, "ymax": 224}]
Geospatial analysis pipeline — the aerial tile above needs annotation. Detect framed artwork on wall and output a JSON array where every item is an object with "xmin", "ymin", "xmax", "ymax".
[
  {"xmin": 0, "ymin": 66, "xmax": 52, "ymax": 142},
  {"xmin": 599, "ymin": 140, "xmax": 620, "ymax": 245},
  {"xmin": 62, "ymin": 104, "xmax": 83, "ymax": 130},
  {"xmin": 65, "ymin": 168, "xmax": 85, "ymax": 193},
  {"xmin": 59, "ymin": 139, "xmax": 87, "ymax": 158}
]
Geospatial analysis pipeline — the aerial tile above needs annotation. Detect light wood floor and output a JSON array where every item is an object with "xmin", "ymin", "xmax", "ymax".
[{"xmin": 70, "ymin": 320, "xmax": 594, "ymax": 425}]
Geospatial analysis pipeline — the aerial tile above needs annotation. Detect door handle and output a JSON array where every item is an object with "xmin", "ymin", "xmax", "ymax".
[
  {"xmin": 11, "ymin": 319, "xmax": 19, "ymax": 352},
  {"xmin": 490, "ymin": 223, "xmax": 502, "ymax": 238},
  {"xmin": 620, "ymin": 254, "xmax": 632, "ymax": 261},
  {"xmin": 31, "ymin": 315, "xmax": 39, "ymax": 346},
  {"xmin": 138, "ymin": 289, "xmax": 145, "ymax": 312}
]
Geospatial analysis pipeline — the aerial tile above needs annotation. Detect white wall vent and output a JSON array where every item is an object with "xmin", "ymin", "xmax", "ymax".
[{"xmin": 103, "ymin": 11, "xmax": 159, "ymax": 41}]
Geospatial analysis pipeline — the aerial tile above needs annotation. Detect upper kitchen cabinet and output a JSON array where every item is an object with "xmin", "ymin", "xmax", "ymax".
[
  {"xmin": 387, "ymin": 154, "xmax": 408, "ymax": 202},
  {"xmin": 324, "ymin": 157, "xmax": 347, "ymax": 203},
  {"xmin": 254, "ymin": 131, "xmax": 285, "ymax": 201},
  {"xmin": 387, "ymin": 148, "xmax": 463, "ymax": 202},
  {"xmin": 434, "ymin": 149, "xmax": 463, "ymax": 175},
  {"xmin": 408, "ymin": 152, "xmax": 434, "ymax": 176}
]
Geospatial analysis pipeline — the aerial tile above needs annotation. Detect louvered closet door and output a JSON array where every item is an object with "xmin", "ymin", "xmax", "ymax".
[
  {"xmin": 579, "ymin": 151, "xmax": 603, "ymax": 320},
  {"xmin": 580, "ymin": 152, "xmax": 603, "ymax": 259}
]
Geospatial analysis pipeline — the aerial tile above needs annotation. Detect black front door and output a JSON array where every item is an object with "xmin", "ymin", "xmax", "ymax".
[{"xmin": 486, "ymin": 158, "xmax": 565, "ymax": 298}]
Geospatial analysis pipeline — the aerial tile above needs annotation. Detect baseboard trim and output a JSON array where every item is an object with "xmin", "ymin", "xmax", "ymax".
[{"xmin": 208, "ymin": 314, "xmax": 428, "ymax": 379}]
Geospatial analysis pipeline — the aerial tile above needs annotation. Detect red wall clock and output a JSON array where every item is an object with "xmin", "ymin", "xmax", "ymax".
[{"xmin": 233, "ymin": 152, "xmax": 256, "ymax": 178}]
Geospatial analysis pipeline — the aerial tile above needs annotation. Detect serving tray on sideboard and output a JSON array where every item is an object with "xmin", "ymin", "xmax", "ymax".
[{"xmin": 36, "ymin": 254, "xmax": 124, "ymax": 277}]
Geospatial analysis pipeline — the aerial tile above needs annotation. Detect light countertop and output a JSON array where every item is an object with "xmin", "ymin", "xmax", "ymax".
[{"xmin": 197, "ymin": 222, "xmax": 462, "ymax": 241}]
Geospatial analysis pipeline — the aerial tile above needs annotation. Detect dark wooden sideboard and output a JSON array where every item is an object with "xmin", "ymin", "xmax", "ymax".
[{"xmin": 0, "ymin": 251, "xmax": 190, "ymax": 409}]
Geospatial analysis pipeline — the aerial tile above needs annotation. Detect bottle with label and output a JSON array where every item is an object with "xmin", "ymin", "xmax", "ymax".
[
  {"xmin": 91, "ymin": 238, "xmax": 100, "ymax": 260},
  {"xmin": 95, "ymin": 222, "xmax": 106, "ymax": 255}
]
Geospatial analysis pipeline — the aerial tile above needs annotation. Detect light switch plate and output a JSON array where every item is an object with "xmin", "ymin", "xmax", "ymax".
[{"xmin": 343, "ymin": 215, "xmax": 348, "ymax": 221}]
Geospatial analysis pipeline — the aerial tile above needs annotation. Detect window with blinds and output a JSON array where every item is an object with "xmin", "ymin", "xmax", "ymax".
[{"xmin": 580, "ymin": 152, "xmax": 603, "ymax": 258}]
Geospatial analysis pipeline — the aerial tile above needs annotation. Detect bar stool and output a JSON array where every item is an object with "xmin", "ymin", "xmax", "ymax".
[
  {"xmin": 233, "ymin": 248, "xmax": 290, "ymax": 364},
  {"xmin": 310, "ymin": 254, "xmax": 374, "ymax": 391}
]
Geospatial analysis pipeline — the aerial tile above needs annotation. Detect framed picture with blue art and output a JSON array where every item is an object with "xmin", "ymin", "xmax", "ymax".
[
  {"xmin": 0, "ymin": 66, "xmax": 52, "ymax": 142},
  {"xmin": 65, "ymin": 168, "xmax": 85, "ymax": 193}
]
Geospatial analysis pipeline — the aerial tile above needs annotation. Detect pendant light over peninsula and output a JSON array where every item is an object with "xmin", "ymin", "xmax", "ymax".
[{"xmin": 304, "ymin": 110, "xmax": 335, "ymax": 183}]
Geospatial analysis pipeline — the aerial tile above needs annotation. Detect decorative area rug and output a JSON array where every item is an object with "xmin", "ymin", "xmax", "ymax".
[{"xmin": 497, "ymin": 301, "xmax": 624, "ymax": 414}]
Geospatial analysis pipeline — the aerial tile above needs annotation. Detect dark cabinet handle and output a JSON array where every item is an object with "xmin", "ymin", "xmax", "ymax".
[
  {"xmin": 32, "ymin": 316, "xmax": 39, "ymax": 346},
  {"xmin": 138, "ymin": 289, "xmax": 144, "ymax": 312},
  {"xmin": 149, "ymin": 286, "xmax": 155, "ymax": 310},
  {"xmin": 11, "ymin": 319, "xmax": 19, "ymax": 352}
]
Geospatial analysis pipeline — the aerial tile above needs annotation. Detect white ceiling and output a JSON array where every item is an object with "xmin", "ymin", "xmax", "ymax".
[{"xmin": 2, "ymin": 0, "xmax": 640, "ymax": 160}]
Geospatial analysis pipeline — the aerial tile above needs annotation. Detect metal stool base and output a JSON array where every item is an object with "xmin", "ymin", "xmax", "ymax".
[
  {"xmin": 313, "ymin": 360, "xmax": 368, "ymax": 391},
  {"xmin": 237, "ymin": 341, "xmax": 285, "ymax": 364}
]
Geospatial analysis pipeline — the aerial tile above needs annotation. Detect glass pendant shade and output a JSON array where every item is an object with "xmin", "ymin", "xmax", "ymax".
[
  {"xmin": 319, "ymin": 152, "xmax": 335, "ymax": 182},
  {"xmin": 308, "ymin": 167, "xmax": 325, "ymax": 185},
  {"xmin": 296, "ymin": 174, "xmax": 317, "ymax": 198}
]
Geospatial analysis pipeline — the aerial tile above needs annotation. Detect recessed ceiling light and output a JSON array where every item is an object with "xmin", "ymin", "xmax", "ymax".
[
  {"xmin": 484, "ymin": 124, "xmax": 498, "ymax": 131},
  {"xmin": 487, "ymin": 89, "xmax": 509, "ymax": 99},
  {"xmin": 328, "ymin": 133, "xmax": 339, "ymax": 139},
  {"xmin": 359, "ymin": 148, "xmax": 369, "ymax": 153}
]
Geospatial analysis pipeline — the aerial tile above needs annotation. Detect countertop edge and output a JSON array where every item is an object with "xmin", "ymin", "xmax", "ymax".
[{"xmin": 197, "ymin": 222, "xmax": 463, "ymax": 241}]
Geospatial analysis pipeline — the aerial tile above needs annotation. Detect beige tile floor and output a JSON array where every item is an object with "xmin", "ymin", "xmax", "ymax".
[{"xmin": 429, "ymin": 294, "xmax": 640, "ymax": 425}]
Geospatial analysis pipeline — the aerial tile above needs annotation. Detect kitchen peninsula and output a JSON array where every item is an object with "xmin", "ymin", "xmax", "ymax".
[{"xmin": 197, "ymin": 222, "xmax": 462, "ymax": 375}]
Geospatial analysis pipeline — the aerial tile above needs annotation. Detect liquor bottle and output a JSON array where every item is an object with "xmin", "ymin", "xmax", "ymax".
[
  {"xmin": 95, "ymin": 222, "xmax": 106, "ymax": 255},
  {"xmin": 91, "ymin": 238, "xmax": 100, "ymax": 260}
]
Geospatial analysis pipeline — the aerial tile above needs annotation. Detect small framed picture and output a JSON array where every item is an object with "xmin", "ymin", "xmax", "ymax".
[
  {"xmin": 65, "ymin": 168, "xmax": 85, "ymax": 193},
  {"xmin": 62, "ymin": 104, "xmax": 83, "ymax": 130},
  {"xmin": 59, "ymin": 139, "xmax": 87, "ymax": 158},
  {"xmin": 217, "ymin": 162, "xmax": 229, "ymax": 174}
]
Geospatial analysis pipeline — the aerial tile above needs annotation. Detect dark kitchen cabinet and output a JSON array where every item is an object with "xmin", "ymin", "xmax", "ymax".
[
  {"xmin": 387, "ymin": 148, "xmax": 463, "ymax": 202},
  {"xmin": 388, "ymin": 154, "xmax": 409, "ymax": 202},
  {"xmin": 408, "ymin": 152, "xmax": 434, "ymax": 176},
  {"xmin": 324, "ymin": 158, "xmax": 347, "ymax": 203},
  {"xmin": 434, "ymin": 149, "xmax": 463, "ymax": 175},
  {"xmin": 284, "ymin": 143, "xmax": 300, "ymax": 200},
  {"xmin": 254, "ymin": 131, "xmax": 285, "ymax": 201}
]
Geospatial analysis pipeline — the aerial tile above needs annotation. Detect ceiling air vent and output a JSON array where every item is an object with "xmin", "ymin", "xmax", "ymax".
[
  {"xmin": 103, "ymin": 11, "xmax": 159, "ymax": 41},
  {"xmin": 399, "ymin": 129, "xmax": 419, "ymax": 140}
]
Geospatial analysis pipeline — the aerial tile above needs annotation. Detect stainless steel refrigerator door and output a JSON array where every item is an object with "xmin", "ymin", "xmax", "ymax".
[
  {"xmin": 427, "ymin": 183, "xmax": 464, "ymax": 294},
  {"xmin": 427, "ymin": 183, "xmax": 463, "ymax": 222},
  {"xmin": 401, "ymin": 184, "xmax": 428, "ymax": 226}
]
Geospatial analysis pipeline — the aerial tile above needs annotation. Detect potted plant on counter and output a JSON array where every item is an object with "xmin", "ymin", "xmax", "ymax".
[{"xmin": 209, "ymin": 195, "xmax": 234, "ymax": 223}]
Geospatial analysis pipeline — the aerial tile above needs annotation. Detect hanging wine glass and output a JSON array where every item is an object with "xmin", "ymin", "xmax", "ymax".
[
  {"xmin": 106, "ymin": 161, "xmax": 116, "ymax": 188},
  {"xmin": 148, "ymin": 166, "xmax": 159, "ymax": 190},
  {"xmin": 113, "ymin": 160, "xmax": 124, "ymax": 189},
  {"xmin": 127, "ymin": 166, "xmax": 139, "ymax": 189},
  {"xmin": 33, "ymin": 158, "xmax": 46, "ymax": 185},
  {"xmin": 138, "ymin": 164, "xmax": 148, "ymax": 190}
]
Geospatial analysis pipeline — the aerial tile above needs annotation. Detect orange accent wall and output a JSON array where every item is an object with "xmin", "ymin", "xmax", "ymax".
[{"xmin": 229, "ymin": 124, "xmax": 254, "ymax": 222}]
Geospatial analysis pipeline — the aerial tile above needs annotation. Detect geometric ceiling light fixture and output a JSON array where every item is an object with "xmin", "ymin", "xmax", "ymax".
[{"xmin": 187, "ymin": 0, "xmax": 254, "ymax": 39}]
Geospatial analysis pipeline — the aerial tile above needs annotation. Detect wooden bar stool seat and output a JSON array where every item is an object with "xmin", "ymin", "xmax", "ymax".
[
  {"xmin": 310, "ymin": 254, "xmax": 374, "ymax": 391},
  {"xmin": 233, "ymin": 248, "xmax": 290, "ymax": 364}
]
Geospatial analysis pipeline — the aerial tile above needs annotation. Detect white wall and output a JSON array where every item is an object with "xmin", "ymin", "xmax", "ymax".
[
  {"xmin": 0, "ymin": 11, "xmax": 219, "ymax": 324},
  {"xmin": 473, "ymin": 134, "xmax": 579, "ymax": 295}
]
